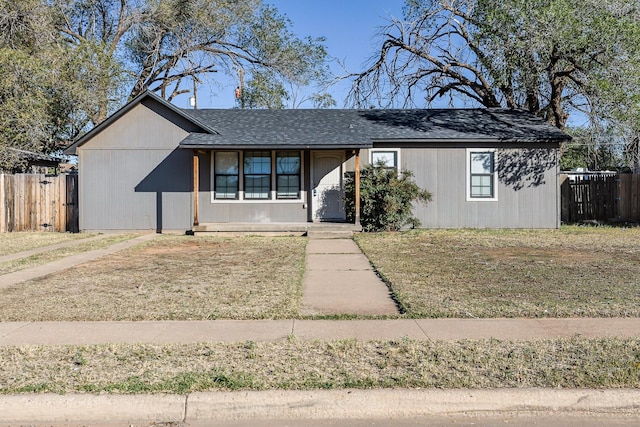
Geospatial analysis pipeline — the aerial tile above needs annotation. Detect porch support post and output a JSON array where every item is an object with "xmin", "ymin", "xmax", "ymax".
[
  {"xmin": 354, "ymin": 149, "xmax": 361, "ymax": 226},
  {"xmin": 193, "ymin": 151, "xmax": 199, "ymax": 227}
]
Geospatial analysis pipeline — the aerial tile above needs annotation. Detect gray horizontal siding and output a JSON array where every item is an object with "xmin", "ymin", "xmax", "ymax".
[
  {"xmin": 364, "ymin": 145, "xmax": 559, "ymax": 229},
  {"xmin": 78, "ymin": 101, "xmax": 196, "ymax": 232},
  {"xmin": 79, "ymin": 148, "xmax": 192, "ymax": 231},
  {"xmin": 199, "ymin": 202, "xmax": 308, "ymax": 223}
]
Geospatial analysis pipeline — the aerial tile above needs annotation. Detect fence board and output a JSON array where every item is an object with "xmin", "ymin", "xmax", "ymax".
[
  {"xmin": 561, "ymin": 174, "xmax": 640, "ymax": 223},
  {"xmin": 0, "ymin": 173, "xmax": 78, "ymax": 233}
]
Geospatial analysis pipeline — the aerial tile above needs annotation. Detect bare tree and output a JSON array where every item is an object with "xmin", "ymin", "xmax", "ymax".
[
  {"xmin": 349, "ymin": 0, "xmax": 640, "ymax": 131},
  {"xmin": 52, "ymin": 0, "xmax": 330, "ymax": 121}
]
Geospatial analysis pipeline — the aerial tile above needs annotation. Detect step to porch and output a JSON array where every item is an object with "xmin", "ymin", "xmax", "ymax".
[
  {"xmin": 192, "ymin": 222, "xmax": 361, "ymax": 237},
  {"xmin": 305, "ymin": 230, "xmax": 354, "ymax": 239}
]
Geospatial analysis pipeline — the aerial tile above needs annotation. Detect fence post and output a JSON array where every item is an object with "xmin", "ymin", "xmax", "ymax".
[
  {"xmin": 560, "ymin": 174, "xmax": 569, "ymax": 223},
  {"xmin": 0, "ymin": 174, "xmax": 4, "ymax": 233},
  {"xmin": 66, "ymin": 174, "xmax": 79, "ymax": 233}
]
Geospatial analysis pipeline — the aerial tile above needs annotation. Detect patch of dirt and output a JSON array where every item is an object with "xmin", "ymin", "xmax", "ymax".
[{"xmin": 139, "ymin": 239, "xmax": 223, "ymax": 255}]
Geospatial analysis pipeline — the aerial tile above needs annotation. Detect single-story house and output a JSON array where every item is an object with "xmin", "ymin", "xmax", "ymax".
[{"xmin": 64, "ymin": 91, "xmax": 570, "ymax": 232}]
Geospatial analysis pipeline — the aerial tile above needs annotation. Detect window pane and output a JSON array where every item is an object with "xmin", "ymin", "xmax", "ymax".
[
  {"xmin": 244, "ymin": 151, "xmax": 271, "ymax": 174},
  {"xmin": 372, "ymin": 151, "xmax": 397, "ymax": 168},
  {"xmin": 215, "ymin": 152, "xmax": 238, "ymax": 174},
  {"xmin": 470, "ymin": 152, "xmax": 493, "ymax": 174},
  {"xmin": 276, "ymin": 152, "xmax": 300, "ymax": 174},
  {"xmin": 245, "ymin": 175, "xmax": 270, "ymax": 199},
  {"xmin": 215, "ymin": 175, "xmax": 238, "ymax": 199},
  {"xmin": 215, "ymin": 152, "xmax": 239, "ymax": 200},
  {"xmin": 277, "ymin": 175, "xmax": 300, "ymax": 199},
  {"xmin": 471, "ymin": 175, "xmax": 493, "ymax": 197}
]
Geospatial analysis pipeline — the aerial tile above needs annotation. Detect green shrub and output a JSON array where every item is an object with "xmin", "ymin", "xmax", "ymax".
[{"xmin": 345, "ymin": 161, "xmax": 432, "ymax": 231}]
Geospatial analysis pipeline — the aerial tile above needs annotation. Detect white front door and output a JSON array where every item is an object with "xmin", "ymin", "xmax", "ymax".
[{"xmin": 312, "ymin": 151, "xmax": 346, "ymax": 221}]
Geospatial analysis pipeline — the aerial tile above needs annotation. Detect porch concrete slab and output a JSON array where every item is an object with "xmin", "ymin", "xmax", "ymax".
[
  {"xmin": 302, "ymin": 270, "xmax": 399, "ymax": 315},
  {"xmin": 293, "ymin": 319, "xmax": 427, "ymax": 340},
  {"xmin": 0, "ymin": 320, "xmax": 294, "ymax": 346},
  {"xmin": 0, "ymin": 233, "xmax": 159, "ymax": 289},
  {"xmin": 306, "ymin": 238, "xmax": 362, "ymax": 254},
  {"xmin": 306, "ymin": 253, "xmax": 373, "ymax": 271}
]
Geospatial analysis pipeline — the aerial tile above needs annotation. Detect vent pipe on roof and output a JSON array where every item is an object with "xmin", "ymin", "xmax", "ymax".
[{"xmin": 190, "ymin": 78, "xmax": 198, "ymax": 109}]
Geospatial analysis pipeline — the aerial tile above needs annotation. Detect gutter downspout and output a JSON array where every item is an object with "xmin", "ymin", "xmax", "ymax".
[
  {"xmin": 355, "ymin": 149, "xmax": 361, "ymax": 227},
  {"xmin": 193, "ymin": 151, "xmax": 199, "ymax": 227}
]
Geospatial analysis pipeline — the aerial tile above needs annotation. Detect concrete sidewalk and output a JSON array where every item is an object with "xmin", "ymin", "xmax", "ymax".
[
  {"xmin": 301, "ymin": 237, "xmax": 399, "ymax": 315},
  {"xmin": 1, "ymin": 318, "xmax": 639, "ymax": 345}
]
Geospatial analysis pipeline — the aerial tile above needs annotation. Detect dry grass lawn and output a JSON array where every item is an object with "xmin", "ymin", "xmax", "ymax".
[
  {"xmin": 0, "ymin": 232, "xmax": 96, "ymax": 256},
  {"xmin": 1, "ymin": 337, "xmax": 638, "ymax": 394},
  {"xmin": 0, "ymin": 235, "xmax": 306, "ymax": 321},
  {"xmin": 0, "ymin": 234, "xmax": 133, "ymax": 276},
  {"xmin": 355, "ymin": 226, "xmax": 640, "ymax": 318}
]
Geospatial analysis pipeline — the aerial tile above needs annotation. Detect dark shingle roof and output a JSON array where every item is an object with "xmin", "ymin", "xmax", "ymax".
[{"xmin": 180, "ymin": 108, "xmax": 570, "ymax": 149}]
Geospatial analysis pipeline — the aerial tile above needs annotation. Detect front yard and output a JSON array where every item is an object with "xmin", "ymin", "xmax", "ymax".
[
  {"xmin": 0, "ymin": 227, "xmax": 639, "ymax": 321},
  {"xmin": 355, "ymin": 227, "xmax": 640, "ymax": 318},
  {"xmin": 0, "ymin": 228, "xmax": 639, "ymax": 394},
  {"xmin": 0, "ymin": 235, "xmax": 306, "ymax": 321}
]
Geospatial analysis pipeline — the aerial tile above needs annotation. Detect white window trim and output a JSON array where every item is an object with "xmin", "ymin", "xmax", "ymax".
[
  {"xmin": 370, "ymin": 148, "xmax": 401, "ymax": 169},
  {"xmin": 210, "ymin": 150, "xmax": 305, "ymax": 203},
  {"xmin": 466, "ymin": 148, "xmax": 498, "ymax": 202}
]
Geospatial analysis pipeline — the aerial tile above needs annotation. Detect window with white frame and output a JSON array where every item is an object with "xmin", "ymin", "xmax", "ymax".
[
  {"xmin": 276, "ymin": 151, "xmax": 301, "ymax": 199},
  {"xmin": 214, "ymin": 152, "xmax": 239, "ymax": 200},
  {"xmin": 370, "ymin": 149, "xmax": 400, "ymax": 169},
  {"xmin": 467, "ymin": 149, "xmax": 497, "ymax": 201},
  {"xmin": 244, "ymin": 151, "xmax": 271, "ymax": 199},
  {"xmin": 212, "ymin": 150, "xmax": 302, "ymax": 202}
]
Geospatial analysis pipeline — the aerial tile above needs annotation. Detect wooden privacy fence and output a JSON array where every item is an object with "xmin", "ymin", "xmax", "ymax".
[
  {"xmin": 561, "ymin": 174, "xmax": 640, "ymax": 223},
  {"xmin": 0, "ymin": 173, "xmax": 78, "ymax": 233}
]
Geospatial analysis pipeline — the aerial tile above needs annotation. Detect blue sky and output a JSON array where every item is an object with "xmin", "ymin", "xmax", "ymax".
[{"xmin": 177, "ymin": 0, "xmax": 405, "ymax": 109}]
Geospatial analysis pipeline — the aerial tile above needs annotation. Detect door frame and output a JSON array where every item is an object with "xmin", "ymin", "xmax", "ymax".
[{"xmin": 311, "ymin": 150, "xmax": 346, "ymax": 222}]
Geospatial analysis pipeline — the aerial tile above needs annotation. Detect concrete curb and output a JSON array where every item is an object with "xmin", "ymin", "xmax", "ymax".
[
  {"xmin": 1, "ymin": 389, "xmax": 639, "ymax": 424},
  {"xmin": 0, "ymin": 394, "xmax": 185, "ymax": 424}
]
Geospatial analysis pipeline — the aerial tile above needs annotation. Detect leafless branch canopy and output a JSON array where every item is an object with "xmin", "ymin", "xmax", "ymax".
[{"xmin": 348, "ymin": 0, "xmax": 640, "ymax": 131}]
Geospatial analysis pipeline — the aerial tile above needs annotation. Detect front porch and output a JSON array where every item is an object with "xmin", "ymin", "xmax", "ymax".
[{"xmin": 190, "ymin": 148, "xmax": 363, "ymax": 231}]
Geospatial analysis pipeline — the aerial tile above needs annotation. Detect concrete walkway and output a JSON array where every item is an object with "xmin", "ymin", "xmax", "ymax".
[
  {"xmin": 0, "ymin": 233, "xmax": 159, "ymax": 289},
  {"xmin": 0, "ymin": 233, "xmax": 113, "ymax": 264},
  {"xmin": 301, "ymin": 237, "xmax": 399, "ymax": 315}
]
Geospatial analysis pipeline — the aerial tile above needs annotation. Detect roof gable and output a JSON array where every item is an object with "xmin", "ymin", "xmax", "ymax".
[{"xmin": 64, "ymin": 91, "xmax": 217, "ymax": 155}]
